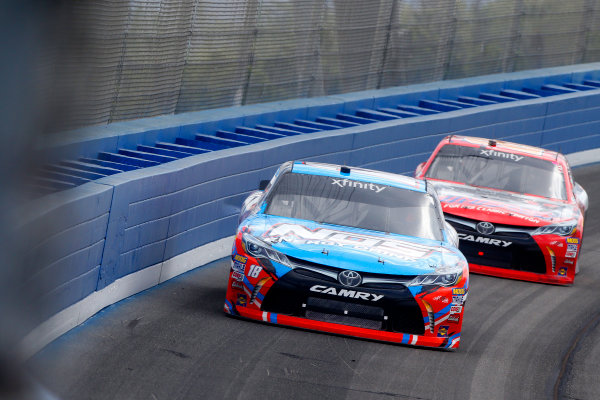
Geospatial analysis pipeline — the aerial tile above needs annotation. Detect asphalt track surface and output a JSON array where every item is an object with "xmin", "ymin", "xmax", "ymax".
[{"xmin": 30, "ymin": 164, "xmax": 600, "ymax": 400}]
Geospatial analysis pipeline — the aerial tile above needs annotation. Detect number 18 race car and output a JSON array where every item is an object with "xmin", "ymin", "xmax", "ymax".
[
  {"xmin": 416, "ymin": 135, "xmax": 588, "ymax": 285},
  {"xmin": 224, "ymin": 161, "xmax": 469, "ymax": 349}
]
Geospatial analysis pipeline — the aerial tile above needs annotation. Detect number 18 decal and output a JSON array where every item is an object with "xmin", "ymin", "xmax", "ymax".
[{"xmin": 247, "ymin": 264, "xmax": 263, "ymax": 278}]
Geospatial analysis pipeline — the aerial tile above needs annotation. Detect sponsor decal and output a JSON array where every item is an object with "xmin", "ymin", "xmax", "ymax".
[
  {"xmin": 565, "ymin": 251, "xmax": 577, "ymax": 258},
  {"xmin": 452, "ymin": 288, "xmax": 466, "ymax": 295},
  {"xmin": 433, "ymin": 295, "xmax": 449, "ymax": 304},
  {"xmin": 566, "ymin": 237, "xmax": 580, "ymax": 244},
  {"xmin": 458, "ymin": 234, "xmax": 512, "ymax": 247},
  {"xmin": 331, "ymin": 178, "xmax": 386, "ymax": 193},
  {"xmin": 443, "ymin": 203, "xmax": 542, "ymax": 224},
  {"xmin": 247, "ymin": 264, "xmax": 263, "ymax": 278},
  {"xmin": 480, "ymin": 149, "xmax": 524, "ymax": 162},
  {"xmin": 236, "ymin": 294, "xmax": 248, "ymax": 306},
  {"xmin": 476, "ymin": 221, "xmax": 495, "ymax": 235},
  {"xmin": 439, "ymin": 195, "xmax": 546, "ymax": 224},
  {"xmin": 558, "ymin": 267, "xmax": 568, "ymax": 277},
  {"xmin": 234, "ymin": 254, "xmax": 248, "ymax": 263},
  {"xmin": 231, "ymin": 281, "xmax": 243, "ymax": 289},
  {"xmin": 447, "ymin": 315, "xmax": 460, "ymax": 323},
  {"xmin": 438, "ymin": 326, "xmax": 449, "ymax": 337},
  {"xmin": 338, "ymin": 270, "xmax": 362, "ymax": 287},
  {"xmin": 263, "ymin": 223, "xmax": 436, "ymax": 261},
  {"xmin": 232, "ymin": 261, "xmax": 245, "ymax": 273},
  {"xmin": 232, "ymin": 271, "xmax": 244, "ymax": 282},
  {"xmin": 452, "ymin": 296, "xmax": 464, "ymax": 305},
  {"xmin": 310, "ymin": 285, "xmax": 384, "ymax": 302},
  {"xmin": 450, "ymin": 305, "xmax": 463, "ymax": 314},
  {"xmin": 564, "ymin": 259, "xmax": 574, "ymax": 265},
  {"xmin": 550, "ymin": 241, "xmax": 564, "ymax": 247},
  {"xmin": 567, "ymin": 244, "xmax": 578, "ymax": 252}
]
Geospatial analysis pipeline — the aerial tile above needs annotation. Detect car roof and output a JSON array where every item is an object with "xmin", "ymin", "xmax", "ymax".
[
  {"xmin": 291, "ymin": 161, "xmax": 427, "ymax": 192},
  {"xmin": 443, "ymin": 135, "xmax": 563, "ymax": 163}
]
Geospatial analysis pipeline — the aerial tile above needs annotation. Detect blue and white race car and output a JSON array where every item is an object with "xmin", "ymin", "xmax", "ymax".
[{"xmin": 224, "ymin": 161, "xmax": 469, "ymax": 349}]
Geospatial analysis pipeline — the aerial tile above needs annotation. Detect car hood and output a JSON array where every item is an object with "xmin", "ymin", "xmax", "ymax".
[
  {"xmin": 243, "ymin": 215, "xmax": 463, "ymax": 275},
  {"xmin": 430, "ymin": 180, "xmax": 577, "ymax": 226}
]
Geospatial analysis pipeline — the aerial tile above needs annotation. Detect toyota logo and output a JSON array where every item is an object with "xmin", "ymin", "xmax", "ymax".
[
  {"xmin": 476, "ymin": 221, "xmax": 495, "ymax": 235},
  {"xmin": 338, "ymin": 270, "xmax": 362, "ymax": 287}
]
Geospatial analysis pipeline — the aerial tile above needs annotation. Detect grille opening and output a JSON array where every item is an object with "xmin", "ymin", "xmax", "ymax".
[{"xmin": 305, "ymin": 297, "xmax": 384, "ymax": 330}]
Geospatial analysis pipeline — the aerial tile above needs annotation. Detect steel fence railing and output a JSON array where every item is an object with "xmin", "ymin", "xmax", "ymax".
[{"xmin": 39, "ymin": 0, "xmax": 600, "ymax": 133}]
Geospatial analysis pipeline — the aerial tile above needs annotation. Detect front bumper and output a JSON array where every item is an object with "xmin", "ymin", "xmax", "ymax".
[
  {"xmin": 224, "ymin": 305, "xmax": 462, "ymax": 349},
  {"xmin": 446, "ymin": 215, "xmax": 581, "ymax": 285},
  {"xmin": 224, "ymin": 235, "xmax": 468, "ymax": 349}
]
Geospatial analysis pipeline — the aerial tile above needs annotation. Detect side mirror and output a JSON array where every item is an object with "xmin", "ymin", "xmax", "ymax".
[
  {"xmin": 573, "ymin": 181, "xmax": 589, "ymax": 213},
  {"xmin": 415, "ymin": 162, "xmax": 426, "ymax": 178},
  {"xmin": 259, "ymin": 179, "xmax": 270, "ymax": 190},
  {"xmin": 239, "ymin": 190, "xmax": 264, "ymax": 225}
]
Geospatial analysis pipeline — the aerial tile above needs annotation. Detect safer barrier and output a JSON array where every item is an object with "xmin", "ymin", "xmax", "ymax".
[{"xmin": 22, "ymin": 64, "xmax": 600, "ymax": 357}]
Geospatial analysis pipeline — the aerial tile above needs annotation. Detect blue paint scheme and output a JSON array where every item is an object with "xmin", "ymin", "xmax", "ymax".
[
  {"xmin": 240, "ymin": 161, "xmax": 465, "ymax": 277},
  {"xmin": 246, "ymin": 215, "xmax": 456, "ymax": 276}
]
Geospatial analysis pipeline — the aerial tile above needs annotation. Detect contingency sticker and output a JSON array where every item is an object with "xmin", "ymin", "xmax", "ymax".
[
  {"xmin": 232, "ymin": 261, "xmax": 245, "ymax": 273},
  {"xmin": 232, "ymin": 271, "xmax": 244, "ymax": 282},
  {"xmin": 438, "ymin": 326, "xmax": 449, "ymax": 337},
  {"xmin": 450, "ymin": 305, "xmax": 462, "ymax": 314},
  {"xmin": 236, "ymin": 294, "xmax": 248, "ymax": 306}
]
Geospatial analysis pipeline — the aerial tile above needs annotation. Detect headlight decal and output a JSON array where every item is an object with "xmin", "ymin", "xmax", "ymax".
[
  {"xmin": 533, "ymin": 221, "xmax": 577, "ymax": 236},
  {"xmin": 408, "ymin": 272, "xmax": 461, "ymax": 287},
  {"xmin": 242, "ymin": 232, "xmax": 292, "ymax": 269}
]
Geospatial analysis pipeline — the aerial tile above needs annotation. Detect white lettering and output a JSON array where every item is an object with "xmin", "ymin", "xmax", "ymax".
[
  {"xmin": 371, "ymin": 294, "xmax": 384, "ymax": 302},
  {"xmin": 264, "ymin": 224, "xmax": 435, "ymax": 261},
  {"xmin": 330, "ymin": 178, "xmax": 386, "ymax": 193},
  {"xmin": 480, "ymin": 149, "xmax": 524, "ymax": 162},
  {"xmin": 322, "ymin": 287, "xmax": 337, "ymax": 295},
  {"xmin": 458, "ymin": 233, "xmax": 512, "ymax": 247},
  {"xmin": 309, "ymin": 285, "xmax": 383, "ymax": 301},
  {"xmin": 355, "ymin": 292, "xmax": 370, "ymax": 300},
  {"xmin": 337, "ymin": 289, "xmax": 356, "ymax": 298}
]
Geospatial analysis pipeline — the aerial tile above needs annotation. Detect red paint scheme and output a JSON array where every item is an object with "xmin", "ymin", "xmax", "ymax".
[
  {"xmin": 225, "ymin": 232, "xmax": 468, "ymax": 349},
  {"xmin": 417, "ymin": 135, "xmax": 586, "ymax": 285}
]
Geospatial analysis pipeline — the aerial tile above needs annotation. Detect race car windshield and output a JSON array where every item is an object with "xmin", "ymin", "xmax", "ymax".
[
  {"xmin": 425, "ymin": 144, "xmax": 567, "ymax": 200},
  {"xmin": 265, "ymin": 172, "xmax": 443, "ymax": 241}
]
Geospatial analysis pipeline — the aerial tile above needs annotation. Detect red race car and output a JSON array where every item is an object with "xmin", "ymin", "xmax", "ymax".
[{"xmin": 416, "ymin": 135, "xmax": 588, "ymax": 285}]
